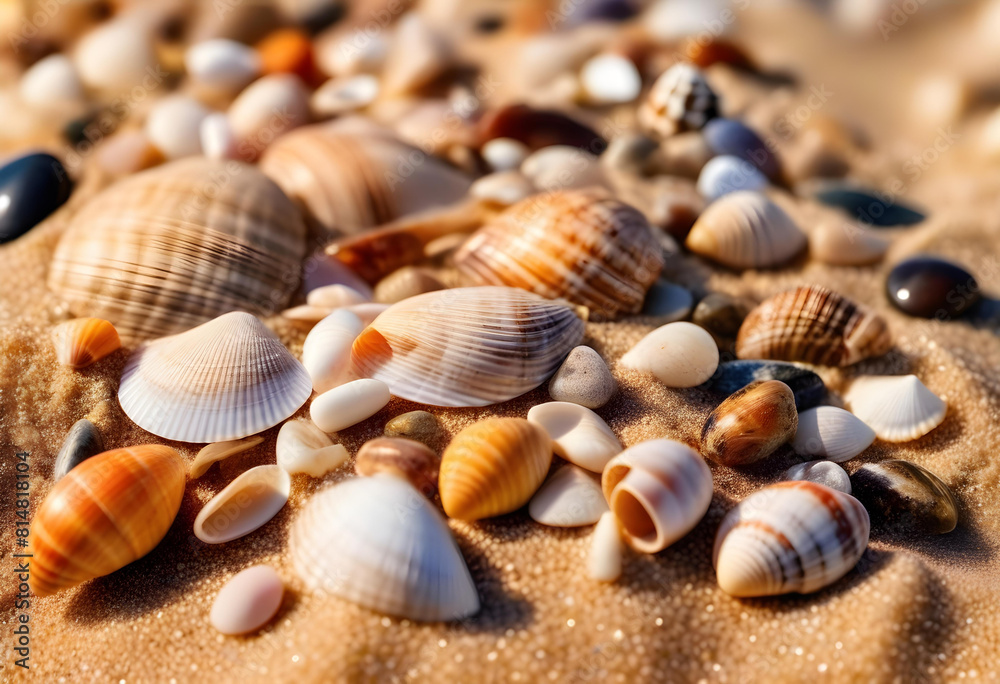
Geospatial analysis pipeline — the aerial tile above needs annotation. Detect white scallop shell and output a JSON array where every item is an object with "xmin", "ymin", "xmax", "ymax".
[
  {"xmin": 310, "ymin": 379, "xmax": 391, "ymax": 433},
  {"xmin": 209, "ymin": 565, "xmax": 284, "ymax": 635},
  {"xmin": 783, "ymin": 460, "xmax": 852, "ymax": 494},
  {"xmin": 528, "ymin": 465, "xmax": 609, "ymax": 528},
  {"xmin": 713, "ymin": 481, "xmax": 870, "ymax": 596},
  {"xmin": 791, "ymin": 406, "xmax": 876, "ymax": 462},
  {"xmin": 844, "ymin": 375, "xmax": 947, "ymax": 442},
  {"xmin": 302, "ymin": 309, "xmax": 365, "ymax": 393},
  {"xmin": 194, "ymin": 465, "xmax": 291, "ymax": 544},
  {"xmin": 620, "ymin": 321, "xmax": 719, "ymax": 388},
  {"xmin": 289, "ymin": 474, "xmax": 480, "ymax": 622},
  {"xmin": 526, "ymin": 402, "xmax": 622, "ymax": 473},
  {"xmin": 276, "ymin": 419, "xmax": 349, "ymax": 477},
  {"xmin": 588, "ymin": 511, "xmax": 623, "ymax": 582},
  {"xmin": 697, "ymin": 155, "xmax": 769, "ymax": 201},
  {"xmin": 118, "ymin": 312, "xmax": 312, "ymax": 443}
]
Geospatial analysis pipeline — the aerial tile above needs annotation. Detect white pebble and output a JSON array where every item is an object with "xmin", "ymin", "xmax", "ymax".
[
  {"xmin": 481, "ymin": 137, "xmax": 530, "ymax": 172},
  {"xmin": 74, "ymin": 17, "xmax": 158, "ymax": 93},
  {"xmin": 185, "ymin": 39, "xmax": 261, "ymax": 94},
  {"xmin": 228, "ymin": 74, "xmax": 310, "ymax": 150},
  {"xmin": 20, "ymin": 54, "xmax": 84, "ymax": 108},
  {"xmin": 146, "ymin": 95, "xmax": 210, "ymax": 160},
  {"xmin": 311, "ymin": 379, "xmax": 391, "ymax": 433},
  {"xmin": 581, "ymin": 53, "xmax": 642, "ymax": 105},
  {"xmin": 306, "ymin": 283, "xmax": 371, "ymax": 309},
  {"xmin": 209, "ymin": 565, "xmax": 284, "ymax": 635},
  {"xmin": 588, "ymin": 512, "xmax": 623, "ymax": 582},
  {"xmin": 276, "ymin": 420, "xmax": 349, "ymax": 477},
  {"xmin": 302, "ymin": 309, "xmax": 365, "ymax": 393},
  {"xmin": 311, "ymin": 75, "xmax": 380, "ymax": 116},
  {"xmin": 620, "ymin": 321, "xmax": 719, "ymax": 388},
  {"xmin": 548, "ymin": 346, "xmax": 617, "ymax": 410}
]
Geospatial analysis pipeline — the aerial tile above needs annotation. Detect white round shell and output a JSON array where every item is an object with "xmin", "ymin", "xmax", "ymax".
[
  {"xmin": 620, "ymin": 322, "xmax": 719, "ymax": 388},
  {"xmin": 210, "ymin": 565, "xmax": 284, "ymax": 635}
]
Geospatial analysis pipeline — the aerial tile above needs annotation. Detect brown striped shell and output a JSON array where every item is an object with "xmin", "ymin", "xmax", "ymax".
[
  {"xmin": 736, "ymin": 286, "xmax": 892, "ymax": 366},
  {"xmin": 47, "ymin": 158, "xmax": 306, "ymax": 340}
]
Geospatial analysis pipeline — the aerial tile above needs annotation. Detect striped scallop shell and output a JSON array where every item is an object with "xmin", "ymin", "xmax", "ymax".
[
  {"xmin": 454, "ymin": 189, "xmax": 665, "ymax": 319},
  {"xmin": 736, "ymin": 285, "xmax": 892, "ymax": 366},
  {"xmin": 47, "ymin": 158, "xmax": 306, "ymax": 341},
  {"xmin": 118, "ymin": 312, "xmax": 312, "ymax": 443},
  {"xmin": 713, "ymin": 481, "xmax": 870, "ymax": 597},
  {"xmin": 351, "ymin": 287, "xmax": 585, "ymax": 407},
  {"xmin": 52, "ymin": 318, "xmax": 121, "ymax": 368},
  {"xmin": 844, "ymin": 375, "xmax": 947, "ymax": 442},
  {"xmin": 791, "ymin": 406, "xmax": 876, "ymax": 462}
]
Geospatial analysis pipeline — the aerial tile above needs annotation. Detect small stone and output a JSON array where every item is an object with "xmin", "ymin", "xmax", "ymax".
[
  {"xmin": 481, "ymin": 137, "xmax": 530, "ymax": 172},
  {"xmin": 692, "ymin": 292, "xmax": 754, "ymax": 351},
  {"xmin": 548, "ymin": 346, "xmax": 616, "ymax": 409},
  {"xmin": 384, "ymin": 410, "xmax": 445, "ymax": 449},
  {"xmin": 696, "ymin": 155, "xmax": 769, "ymax": 201},
  {"xmin": 145, "ymin": 95, "xmax": 210, "ymax": 160},
  {"xmin": 811, "ymin": 182, "xmax": 925, "ymax": 227},
  {"xmin": 886, "ymin": 256, "xmax": 979, "ymax": 319},
  {"xmin": 210, "ymin": 565, "xmax": 284, "ymax": 635},
  {"xmin": 580, "ymin": 53, "xmax": 642, "ymax": 105},
  {"xmin": 642, "ymin": 280, "xmax": 693, "ymax": 323},
  {"xmin": 0, "ymin": 153, "xmax": 73, "ymax": 244},
  {"xmin": 783, "ymin": 460, "xmax": 851, "ymax": 494},
  {"xmin": 703, "ymin": 118, "xmax": 782, "ymax": 181},
  {"xmin": 186, "ymin": 39, "xmax": 261, "ymax": 94},
  {"xmin": 53, "ymin": 419, "xmax": 104, "ymax": 481},
  {"xmin": 851, "ymin": 460, "xmax": 958, "ymax": 535},
  {"xmin": 20, "ymin": 54, "xmax": 84, "ymax": 109}
]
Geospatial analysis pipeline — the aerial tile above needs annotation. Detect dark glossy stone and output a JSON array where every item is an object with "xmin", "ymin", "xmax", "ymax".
[
  {"xmin": 851, "ymin": 460, "xmax": 958, "ymax": 535},
  {"xmin": 53, "ymin": 419, "xmax": 104, "ymax": 481},
  {"xmin": 702, "ymin": 118, "xmax": 781, "ymax": 180},
  {"xmin": 478, "ymin": 104, "xmax": 607, "ymax": 154},
  {"xmin": 692, "ymin": 292, "xmax": 754, "ymax": 351},
  {"xmin": 704, "ymin": 360, "xmax": 826, "ymax": 410},
  {"xmin": 886, "ymin": 256, "xmax": 979, "ymax": 319},
  {"xmin": 813, "ymin": 184, "xmax": 925, "ymax": 227},
  {"xmin": 0, "ymin": 153, "xmax": 72, "ymax": 244}
]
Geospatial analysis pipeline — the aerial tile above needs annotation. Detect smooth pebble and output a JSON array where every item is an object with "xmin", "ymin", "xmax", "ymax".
[
  {"xmin": 620, "ymin": 321, "xmax": 719, "ymax": 388},
  {"xmin": 146, "ymin": 96, "xmax": 210, "ymax": 160},
  {"xmin": 548, "ymin": 346, "xmax": 616, "ymax": 409},
  {"xmin": 209, "ymin": 565, "xmax": 284, "ymax": 635}
]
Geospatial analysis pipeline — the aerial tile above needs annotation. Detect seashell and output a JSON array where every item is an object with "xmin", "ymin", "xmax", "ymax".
[
  {"xmin": 145, "ymin": 95, "xmax": 210, "ymax": 160},
  {"xmin": 470, "ymin": 171, "xmax": 536, "ymax": 205},
  {"xmin": 20, "ymin": 54, "xmax": 84, "ymax": 109},
  {"xmin": 641, "ymin": 280, "xmax": 694, "ymax": 322},
  {"xmin": 811, "ymin": 182, "xmax": 925, "ymax": 227},
  {"xmin": 194, "ymin": 465, "xmax": 291, "ymax": 544},
  {"xmin": 783, "ymin": 460, "xmax": 852, "ymax": 495},
  {"xmin": 290, "ymin": 474, "xmax": 479, "ymax": 621},
  {"xmin": 639, "ymin": 63, "xmax": 720, "ymax": 139},
  {"xmin": 302, "ymin": 309, "xmax": 365, "ymax": 393},
  {"xmin": 74, "ymin": 16, "xmax": 157, "ymax": 94},
  {"xmin": 53, "ymin": 419, "xmax": 104, "ymax": 482},
  {"xmin": 30, "ymin": 445, "xmax": 185, "ymax": 596},
  {"xmin": 713, "ymin": 481, "xmax": 870, "ymax": 597},
  {"xmin": 210, "ymin": 565, "xmax": 284, "ymax": 635},
  {"xmin": 701, "ymin": 380, "xmax": 798, "ymax": 467},
  {"xmin": 547, "ymin": 346, "xmax": 617, "ymax": 410},
  {"xmin": 200, "ymin": 112, "xmax": 239, "ymax": 161},
  {"xmin": 810, "ymin": 221, "xmax": 889, "ymax": 266},
  {"xmin": 351, "ymin": 287, "xmax": 585, "ymax": 407},
  {"xmin": 384, "ymin": 410, "xmax": 444, "ymax": 448},
  {"xmin": 703, "ymin": 118, "xmax": 782, "ymax": 180},
  {"xmin": 374, "ymin": 267, "xmax": 446, "ymax": 304},
  {"xmin": 310, "ymin": 378, "xmax": 391, "ymax": 433},
  {"xmin": 886, "ymin": 256, "xmax": 979, "ymax": 319},
  {"xmin": 791, "ymin": 406, "xmax": 875, "ymax": 462},
  {"xmin": 0, "ymin": 153, "xmax": 73, "ymax": 244},
  {"xmin": 276, "ymin": 419, "xmax": 349, "ymax": 477},
  {"xmin": 186, "ymin": 39, "xmax": 261, "ymax": 95},
  {"xmin": 696, "ymin": 155, "xmax": 769, "ymax": 201},
  {"xmin": 119, "ymin": 312, "xmax": 312, "ymax": 443},
  {"xmin": 588, "ymin": 511, "xmax": 623, "ymax": 582},
  {"xmin": 47, "ymin": 158, "xmax": 307, "ymax": 340},
  {"xmin": 439, "ymin": 418, "xmax": 552, "ymax": 521},
  {"xmin": 520, "ymin": 146, "xmax": 608, "ymax": 192},
  {"xmin": 282, "ymin": 305, "xmax": 334, "ymax": 326},
  {"xmin": 529, "ymin": 465, "xmax": 609, "ymax": 528},
  {"xmin": 844, "ymin": 375, "xmax": 946, "ymax": 442},
  {"xmin": 191, "ymin": 436, "xmax": 266, "ymax": 479},
  {"xmin": 527, "ymin": 402, "xmax": 621, "ymax": 473},
  {"xmin": 601, "ymin": 440, "xmax": 713, "ymax": 553},
  {"xmin": 355, "ymin": 437, "xmax": 440, "ymax": 496},
  {"xmin": 705, "ymin": 360, "xmax": 827, "ymax": 411},
  {"xmin": 620, "ymin": 321, "xmax": 719, "ymax": 388},
  {"xmin": 51, "ymin": 318, "xmax": 121, "ymax": 369},
  {"xmin": 311, "ymin": 74, "xmax": 379, "ymax": 116},
  {"xmin": 478, "ymin": 104, "xmax": 607, "ymax": 153},
  {"xmin": 685, "ymin": 192, "xmax": 807, "ymax": 269},
  {"xmin": 306, "ymin": 284, "xmax": 370, "ymax": 309},
  {"xmin": 381, "ymin": 12, "xmax": 451, "ymax": 96},
  {"xmin": 481, "ymin": 137, "xmax": 531, "ymax": 172},
  {"xmin": 228, "ymin": 74, "xmax": 311, "ymax": 152},
  {"xmin": 692, "ymin": 292, "xmax": 754, "ymax": 352},
  {"xmin": 454, "ymin": 189, "xmax": 664, "ymax": 318},
  {"xmin": 580, "ymin": 53, "xmax": 642, "ymax": 105},
  {"xmin": 851, "ymin": 460, "xmax": 958, "ymax": 535},
  {"xmin": 95, "ymin": 131, "xmax": 165, "ymax": 178},
  {"xmin": 736, "ymin": 286, "xmax": 893, "ymax": 366}
]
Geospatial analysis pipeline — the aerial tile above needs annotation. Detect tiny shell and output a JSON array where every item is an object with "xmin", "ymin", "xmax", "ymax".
[
  {"xmin": 791, "ymin": 406, "xmax": 875, "ymax": 462},
  {"xmin": 302, "ymin": 309, "xmax": 365, "ymax": 393},
  {"xmin": 306, "ymin": 284, "xmax": 371, "ymax": 308},
  {"xmin": 639, "ymin": 63, "xmax": 720, "ymax": 139},
  {"xmin": 851, "ymin": 460, "xmax": 958, "ymax": 535},
  {"xmin": 191, "ymin": 436, "xmax": 266, "ymax": 478},
  {"xmin": 384, "ymin": 411, "xmax": 444, "ymax": 448},
  {"xmin": 53, "ymin": 419, "xmax": 104, "ymax": 481},
  {"xmin": 145, "ymin": 96, "xmax": 210, "ymax": 160},
  {"xmin": 194, "ymin": 465, "xmax": 291, "ymax": 544},
  {"xmin": 228, "ymin": 74, "xmax": 310, "ymax": 148},
  {"xmin": 310, "ymin": 379, "xmax": 391, "ymax": 433},
  {"xmin": 186, "ymin": 39, "xmax": 261, "ymax": 94},
  {"xmin": 705, "ymin": 361, "xmax": 827, "ymax": 411},
  {"xmin": 580, "ymin": 53, "xmax": 642, "ymax": 105},
  {"xmin": 588, "ymin": 511, "xmax": 623, "ymax": 582},
  {"xmin": 547, "ymin": 346, "xmax": 617, "ymax": 410},
  {"xmin": 811, "ymin": 221, "xmax": 889, "ymax": 266},
  {"xmin": 374, "ymin": 267, "xmax": 446, "ymax": 304},
  {"xmin": 276, "ymin": 420, "xmax": 349, "ymax": 477},
  {"xmin": 52, "ymin": 318, "xmax": 121, "ymax": 368},
  {"xmin": 844, "ymin": 375, "xmax": 946, "ymax": 442},
  {"xmin": 311, "ymin": 74, "xmax": 380, "ymax": 116},
  {"xmin": 701, "ymin": 380, "xmax": 798, "ymax": 467},
  {"xmin": 620, "ymin": 321, "xmax": 719, "ymax": 388},
  {"xmin": 355, "ymin": 437, "xmax": 440, "ymax": 496},
  {"xmin": 527, "ymin": 402, "xmax": 622, "ymax": 473},
  {"xmin": 210, "ymin": 565, "xmax": 284, "ymax": 635},
  {"xmin": 697, "ymin": 156, "xmax": 769, "ymax": 201},
  {"xmin": 529, "ymin": 465, "xmax": 609, "ymax": 528},
  {"xmin": 783, "ymin": 460, "xmax": 852, "ymax": 494}
]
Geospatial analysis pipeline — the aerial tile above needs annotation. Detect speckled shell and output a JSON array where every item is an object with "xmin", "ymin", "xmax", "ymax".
[
  {"xmin": 638, "ymin": 63, "xmax": 720, "ymax": 138},
  {"xmin": 701, "ymin": 380, "xmax": 798, "ymax": 467},
  {"xmin": 52, "ymin": 318, "xmax": 121, "ymax": 368},
  {"xmin": 736, "ymin": 286, "xmax": 892, "ymax": 366},
  {"xmin": 454, "ymin": 189, "xmax": 665, "ymax": 318},
  {"xmin": 47, "ymin": 158, "xmax": 306, "ymax": 340},
  {"xmin": 713, "ymin": 481, "xmax": 870, "ymax": 597},
  {"xmin": 30, "ymin": 446, "xmax": 186, "ymax": 596},
  {"xmin": 351, "ymin": 287, "xmax": 585, "ymax": 407}
]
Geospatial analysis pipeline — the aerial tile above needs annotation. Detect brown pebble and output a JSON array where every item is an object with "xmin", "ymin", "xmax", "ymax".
[{"xmin": 384, "ymin": 410, "xmax": 445, "ymax": 449}]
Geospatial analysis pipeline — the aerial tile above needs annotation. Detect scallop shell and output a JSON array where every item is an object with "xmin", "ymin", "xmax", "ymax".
[
  {"xmin": 783, "ymin": 460, "xmax": 852, "ymax": 495},
  {"xmin": 844, "ymin": 375, "xmax": 946, "ymax": 442},
  {"xmin": 528, "ymin": 465, "xmax": 609, "ymax": 528},
  {"xmin": 276, "ymin": 419, "xmax": 349, "ymax": 477},
  {"xmin": 454, "ymin": 189, "xmax": 664, "ymax": 319},
  {"xmin": 191, "ymin": 436, "xmax": 266, "ymax": 478},
  {"xmin": 526, "ymin": 402, "xmax": 622, "ymax": 473},
  {"xmin": 701, "ymin": 380, "xmax": 798, "ymax": 467},
  {"xmin": 736, "ymin": 286, "xmax": 893, "ymax": 366},
  {"xmin": 118, "ymin": 312, "xmax": 312, "ymax": 443},
  {"xmin": 302, "ymin": 309, "xmax": 365, "ymax": 393},
  {"xmin": 713, "ymin": 481, "xmax": 870, "ymax": 597},
  {"xmin": 791, "ymin": 406, "xmax": 876, "ymax": 462},
  {"xmin": 620, "ymin": 321, "xmax": 720, "ymax": 388},
  {"xmin": 289, "ymin": 474, "xmax": 480, "ymax": 622},
  {"xmin": 194, "ymin": 465, "xmax": 291, "ymax": 544},
  {"xmin": 53, "ymin": 418, "xmax": 103, "ymax": 481},
  {"xmin": 588, "ymin": 511, "xmax": 623, "ymax": 582},
  {"xmin": 351, "ymin": 287, "xmax": 585, "ymax": 407},
  {"xmin": 47, "ymin": 158, "xmax": 306, "ymax": 341},
  {"xmin": 439, "ymin": 418, "xmax": 553, "ymax": 521},
  {"xmin": 52, "ymin": 318, "xmax": 121, "ymax": 368},
  {"xmin": 685, "ymin": 191, "xmax": 807, "ymax": 269}
]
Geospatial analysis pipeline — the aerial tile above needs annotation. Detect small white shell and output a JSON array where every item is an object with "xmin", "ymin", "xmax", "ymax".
[
  {"xmin": 311, "ymin": 75, "xmax": 380, "ymax": 116},
  {"xmin": 276, "ymin": 420, "xmax": 349, "ymax": 477},
  {"xmin": 74, "ymin": 17, "xmax": 157, "ymax": 93},
  {"xmin": 146, "ymin": 95, "xmax": 210, "ymax": 160},
  {"xmin": 191, "ymin": 436, "xmax": 265, "ymax": 478},
  {"xmin": 845, "ymin": 375, "xmax": 947, "ymax": 442},
  {"xmin": 526, "ymin": 402, "xmax": 622, "ymax": 473},
  {"xmin": 528, "ymin": 465, "xmax": 609, "ymax": 528},
  {"xmin": 481, "ymin": 137, "xmax": 530, "ymax": 172},
  {"xmin": 783, "ymin": 460, "xmax": 852, "ymax": 494},
  {"xmin": 580, "ymin": 53, "xmax": 642, "ymax": 105},
  {"xmin": 697, "ymin": 155, "xmax": 769, "ymax": 201},
  {"xmin": 210, "ymin": 565, "xmax": 284, "ymax": 635},
  {"xmin": 791, "ymin": 406, "xmax": 876, "ymax": 462},
  {"xmin": 302, "ymin": 309, "xmax": 365, "ymax": 393},
  {"xmin": 228, "ymin": 74, "xmax": 310, "ymax": 145},
  {"xmin": 20, "ymin": 54, "xmax": 84, "ymax": 108},
  {"xmin": 186, "ymin": 39, "xmax": 261, "ymax": 94},
  {"xmin": 194, "ymin": 465, "xmax": 291, "ymax": 544},
  {"xmin": 587, "ymin": 511, "xmax": 623, "ymax": 582},
  {"xmin": 620, "ymin": 321, "xmax": 719, "ymax": 388},
  {"xmin": 310, "ymin": 379, "xmax": 391, "ymax": 433},
  {"xmin": 810, "ymin": 221, "xmax": 889, "ymax": 266},
  {"xmin": 200, "ymin": 112, "xmax": 239, "ymax": 160}
]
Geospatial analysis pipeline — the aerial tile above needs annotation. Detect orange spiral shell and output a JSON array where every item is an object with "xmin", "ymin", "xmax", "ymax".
[{"xmin": 31, "ymin": 445, "xmax": 186, "ymax": 597}]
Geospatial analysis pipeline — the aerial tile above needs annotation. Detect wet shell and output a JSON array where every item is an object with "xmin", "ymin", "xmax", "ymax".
[
  {"xmin": 118, "ymin": 312, "xmax": 312, "ymax": 443},
  {"xmin": 588, "ymin": 511, "xmax": 623, "ymax": 582},
  {"xmin": 53, "ymin": 418, "xmax": 104, "ymax": 481},
  {"xmin": 620, "ymin": 321, "xmax": 719, "ymax": 388},
  {"xmin": 791, "ymin": 406, "xmax": 876, "ymax": 462},
  {"xmin": 302, "ymin": 309, "xmax": 365, "ymax": 393},
  {"xmin": 30, "ymin": 445, "xmax": 186, "ymax": 596},
  {"xmin": 191, "ymin": 436, "xmax": 266, "ymax": 478},
  {"xmin": 844, "ymin": 375, "xmax": 946, "ymax": 442},
  {"xmin": 276, "ymin": 419, "xmax": 349, "ymax": 477},
  {"xmin": 355, "ymin": 437, "xmax": 441, "ymax": 496},
  {"xmin": 454, "ymin": 189, "xmax": 664, "ymax": 319},
  {"xmin": 783, "ymin": 460, "xmax": 852, "ymax": 495},
  {"xmin": 851, "ymin": 460, "xmax": 958, "ymax": 535},
  {"xmin": 705, "ymin": 360, "xmax": 827, "ymax": 411},
  {"xmin": 713, "ymin": 481, "xmax": 870, "ymax": 597},
  {"xmin": 701, "ymin": 380, "xmax": 798, "ymax": 467},
  {"xmin": 736, "ymin": 286, "xmax": 892, "ymax": 366},
  {"xmin": 210, "ymin": 565, "xmax": 284, "ymax": 635},
  {"xmin": 351, "ymin": 287, "xmax": 585, "ymax": 407},
  {"xmin": 528, "ymin": 465, "xmax": 609, "ymax": 528},
  {"xmin": 194, "ymin": 465, "xmax": 291, "ymax": 544},
  {"xmin": 289, "ymin": 474, "xmax": 480, "ymax": 621},
  {"xmin": 439, "ymin": 418, "xmax": 552, "ymax": 521},
  {"xmin": 686, "ymin": 192, "xmax": 806, "ymax": 269},
  {"xmin": 47, "ymin": 159, "xmax": 306, "ymax": 340},
  {"xmin": 527, "ymin": 402, "xmax": 622, "ymax": 473},
  {"xmin": 52, "ymin": 318, "xmax": 121, "ymax": 368},
  {"xmin": 638, "ymin": 63, "xmax": 720, "ymax": 139},
  {"xmin": 601, "ymin": 440, "xmax": 713, "ymax": 554}
]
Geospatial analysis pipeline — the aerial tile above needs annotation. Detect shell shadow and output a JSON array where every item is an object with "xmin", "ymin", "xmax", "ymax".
[{"xmin": 871, "ymin": 520, "xmax": 997, "ymax": 568}]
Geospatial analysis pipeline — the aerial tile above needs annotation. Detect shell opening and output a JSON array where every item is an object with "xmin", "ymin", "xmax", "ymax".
[{"xmin": 613, "ymin": 488, "xmax": 658, "ymax": 544}]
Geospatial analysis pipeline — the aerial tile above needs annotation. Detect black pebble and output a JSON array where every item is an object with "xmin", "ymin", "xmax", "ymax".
[
  {"xmin": 53, "ymin": 419, "xmax": 104, "ymax": 481},
  {"xmin": 0, "ymin": 152, "xmax": 73, "ymax": 244},
  {"xmin": 813, "ymin": 184, "xmax": 925, "ymax": 227},
  {"xmin": 704, "ymin": 360, "xmax": 827, "ymax": 411},
  {"xmin": 886, "ymin": 256, "xmax": 979, "ymax": 319}
]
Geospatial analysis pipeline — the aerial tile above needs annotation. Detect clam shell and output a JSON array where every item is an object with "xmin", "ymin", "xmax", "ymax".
[
  {"xmin": 791, "ymin": 406, "xmax": 876, "ymax": 462},
  {"xmin": 701, "ymin": 380, "xmax": 798, "ymax": 467},
  {"xmin": 810, "ymin": 221, "xmax": 889, "ymax": 266},
  {"xmin": 118, "ymin": 312, "xmax": 312, "ymax": 443},
  {"xmin": 52, "ymin": 318, "xmax": 120, "ymax": 368},
  {"xmin": 783, "ymin": 460, "xmax": 852, "ymax": 495},
  {"xmin": 851, "ymin": 460, "xmax": 958, "ymax": 535},
  {"xmin": 696, "ymin": 155, "xmax": 769, "ymax": 201},
  {"xmin": 528, "ymin": 465, "xmax": 609, "ymax": 528},
  {"xmin": 844, "ymin": 375, "xmax": 946, "ymax": 442},
  {"xmin": 638, "ymin": 63, "xmax": 720, "ymax": 138},
  {"xmin": 194, "ymin": 465, "xmax": 291, "ymax": 544},
  {"xmin": 355, "ymin": 437, "xmax": 440, "ymax": 496},
  {"xmin": 351, "ymin": 287, "xmax": 585, "ymax": 407},
  {"xmin": 302, "ymin": 309, "xmax": 365, "ymax": 393},
  {"xmin": 526, "ymin": 402, "xmax": 622, "ymax": 473},
  {"xmin": 736, "ymin": 286, "xmax": 893, "ymax": 366},
  {"xmin": 713, "ymin": 481, "xmax": 870, "ymax": 597},
  {"xmin": 210, "ymin": 565, "xmax": 284, "ymax": 635},
  {"xmin": 588, "ymin": 511, "xmax": 623, "ymax": 582},
  {"xmin": 276, "ymin": 419, "xmax": 349, "ymax": 477},
  {"xmin": 289, "ymin": 474, "xmax": 480, "ymax": 622},
  {"xmin": 620, "ymin": 321, "xmax": 719, "ymax": 388},
  {"xmin": 191, "ymin": 436, "xmax": 266, "ymax": 478},
  {"xmin": 705, "ymin": 360, "xmax": 827, "ymax": 411},
  {"xmin": 310, "ymin": 379, "xmax": 391, "ymax": 433},
  {"xmin": 53, "ymin": 418, "xmax": 104, "ymax": 481}
]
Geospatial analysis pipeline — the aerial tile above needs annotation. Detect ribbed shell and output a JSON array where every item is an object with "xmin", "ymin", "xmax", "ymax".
[
  {"xmin": 48, "ymin": 158, "xmax": 306, "ymax": 340},
  {"xmin": 736, "ymin": 286, "xmax": 892, "ymax": 366},
  {"xmin": 713, "ymin": 481, "xmax": 870, "ymax": 597},
  {"xmin": 454, "ymin": 189, "xmax": 664, "ymax": 319},
  {"xmin": 31, "ymin": 446, "xmax": 186, "ymax": 596},
  {"xmin": 118, "ymin": 312, "xmax": 312, "ymax": 443},
  {"xmin": 351, "ymin": 287, "xmax": 585, "ymax": 407},
  {"xmin": 52, "ymin": 318, "xmax": 121, "ymax": 368},
  {"xmin": 791, "ymin": 406, "xmax": 876, "ymax": 462},
  {"xmin": 844, "ymin": 375, "xmax": 947, "ymax": 442}
]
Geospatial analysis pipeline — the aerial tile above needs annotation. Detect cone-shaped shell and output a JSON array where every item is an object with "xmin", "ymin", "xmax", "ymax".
[
  {"xmin": 844, "ymin": 375, "xmax": 946, "ymax": 442},
  {"xmin": 289, "ymin": 474, "xmax": 480, "ymax": 622},
  {"xmin": 736, "ymin": 286, "xmax": 892, "ymax": 366},
  {"xmin": 48, "ymin": 158, "xmax": 306, "ymax": 340},
  {"xmin": 791, "ymin": 406, "xmax": 876, "ymax": 462},
  {"xmin": 30, "ymin": 446, "xmax": 186, "ymax": 596},
  {"xmin": 118, "ymin": 312, "xmax": 312, "ymax": 443},
  {"xmin": 454, "ymin": 189, "xmax": 664, "ymax": 318},
  {"xmin": 52, "ymin": 318, "xmax": 121, "ymax": 368},
  {"xmin": 440, "ymin": 418, "xmax": 552, "ymax": 521},
  {"xmin": 194, "ymin": 465, "xmax": 291, "ymax": 544},
  {"xmin": 351, "ymin": 287, "xmax": 585, "ymax": 407},
  {"xmin": 713, "ymin": 481, "xmax": 870, "ymax": 597}
]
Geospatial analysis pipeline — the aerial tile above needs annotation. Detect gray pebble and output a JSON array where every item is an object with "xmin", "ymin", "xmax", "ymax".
[
  {"xmin": 548, "ymin": 346, "xmax": 616, "ymax": 409},
  {"xmin": 783, "ymin": 460, "xmax": 851, "ymax": 494},
  {"xmin": 642, "ymin": 280, "xmax": 693, "ymax": 322}
]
